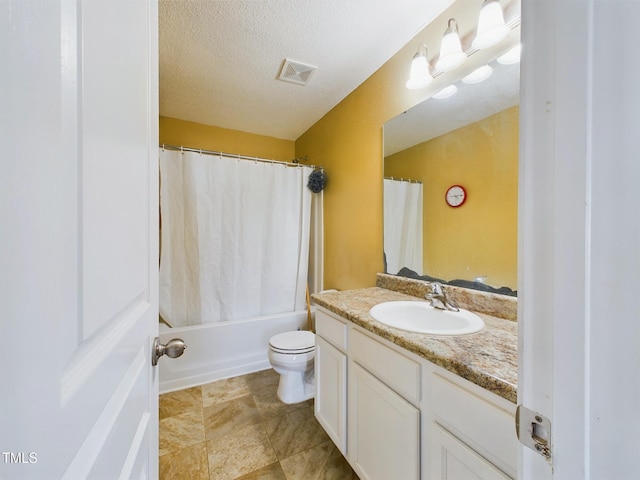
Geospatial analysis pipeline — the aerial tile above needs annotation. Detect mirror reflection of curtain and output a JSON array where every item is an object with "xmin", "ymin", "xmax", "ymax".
[
  {"xmin": 159, "ymin": 149, "xmax": 312, "ymax": 327},
  {"xmin": 383, "ymin": 179, "xmax": 423, "ymax": 275}
]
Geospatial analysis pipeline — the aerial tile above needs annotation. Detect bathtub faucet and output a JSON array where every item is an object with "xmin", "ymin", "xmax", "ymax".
[{"xmin": 426, "ymin": 282, "xmax": 459, "ymax": 312}]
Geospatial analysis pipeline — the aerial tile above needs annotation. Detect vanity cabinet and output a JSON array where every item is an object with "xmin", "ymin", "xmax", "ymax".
[
  {"xmin": 315, "ymin": 308, "xmax": 420, "ymax": 479},
  {"xmin": 314, "ymin": 306, "xmax": 517, "ymax": 480},
  {"xmin": 349, "ymin": 362, "xmax": 420, "ymax": 479},
  {"xmin": 349, "ymin": 328, "xmax": 421, "ymax": 480},
  {"xmin": 314, "ymin": 310, "xmax": 348, "ymax": 454},
  {"xmin": 429, "ymin": 371, "xmax": 517, "ymax": 478},
  {"xmin": 430, "ymin": 423, "xmax": 511, "ymax": 480}
]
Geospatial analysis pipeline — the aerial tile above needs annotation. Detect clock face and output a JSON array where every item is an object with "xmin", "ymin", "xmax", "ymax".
[{"xmin": 445, "ymin": 185, "xmax": 466, "ymax": 207}]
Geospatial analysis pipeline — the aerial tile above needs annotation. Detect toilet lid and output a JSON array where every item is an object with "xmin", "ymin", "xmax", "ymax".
[{"xmin": 269, "ymin": 330, "xmax": 315, "ymax": 354}]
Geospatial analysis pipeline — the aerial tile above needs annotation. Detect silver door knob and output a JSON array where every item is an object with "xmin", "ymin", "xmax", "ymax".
[{"xmin": 152, "ymin": 337, "xmax": 186, "ymax": 366}]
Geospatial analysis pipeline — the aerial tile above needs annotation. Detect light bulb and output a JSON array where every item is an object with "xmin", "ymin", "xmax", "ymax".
[
  {"xmin": 406, "ymin": 47, "xmax": 433, "ymax": 90},
  {"xmin": 461, "ymin": 65, "xmax": 493, "ymax": 84},
  {"xmin": 472, "ymin": 0, "xmax": 509, "ymax": 49},
  {"xmin": 435, "ymin": 19, "xmax": 466, "ymax": 72},
  {"xmin": 497, "ymin": 44, "xmax": 521, "ymax": 64},
  {"xmin": 432, "ymin": 84, "xmax": 458, "ymax": 99}
]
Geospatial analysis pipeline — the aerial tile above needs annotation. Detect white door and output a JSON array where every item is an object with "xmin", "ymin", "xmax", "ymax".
[
  {"xmin": 519, "ymin": 0, "xmax": 640, "ymax": 478},
  {"xmin": 0, "ymin": 1, "xmax": 159, "ymax": 479}
]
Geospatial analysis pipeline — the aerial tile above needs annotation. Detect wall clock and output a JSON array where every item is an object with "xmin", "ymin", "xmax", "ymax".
[{"xmin": 445, "ymin": 185, "xmax": 467, "ymax": 207}]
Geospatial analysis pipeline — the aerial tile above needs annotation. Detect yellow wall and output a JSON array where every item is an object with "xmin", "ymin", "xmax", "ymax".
[
  {"xmin": 294, "ymin": 1, "xmax": 511, "ymax": 290},
  {"xmin": 159, "ymin": 116, "xmax": 295, "ymax": 161},
  {"xmin": 385, "ymin": 106, "xmax": 518, "ymax": 289},
  {"xmin": 159, "ymin": 1, "xmax": 519, "ymax": 292}
]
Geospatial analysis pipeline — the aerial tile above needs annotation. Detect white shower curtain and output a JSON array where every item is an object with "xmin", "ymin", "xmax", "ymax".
[
  {"xmin": 383, "ymin": 179, "xmax": 423, "ymax": 275},
  {"xmin": 159, "ymin": 149, "xmax": 312, "ymax": 327}
]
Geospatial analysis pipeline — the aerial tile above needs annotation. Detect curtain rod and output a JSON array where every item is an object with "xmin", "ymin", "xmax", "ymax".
[
  {"xmin": 385, "ymin": 176, "xmax": 422, "ymax": 184},
  {"xmin": 160, "ymin": 144, "xmax": 316, "ymax": 169}
]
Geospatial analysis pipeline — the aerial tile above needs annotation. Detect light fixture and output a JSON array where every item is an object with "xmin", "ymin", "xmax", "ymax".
[
  {"xmin": 435, "ymin": 18, "xmax": 466, "ymax": 72},
  {"xmin": 497, "ymin": 44, "xmax": 521, "ymax": 64},
  {"xmin": 405, "ymin": 44, "xmax": 433, "ymax": 90},
  {"xmin": 472, "ymin": 0, "xmax": 510, "ymax": 49},
  {"xmin": 461, "ymin": 64, "xmax": 493, "ymax": 84},
  {"xmin": 432, "ymin": 84, "xmax": 458, "ymax": 99}
]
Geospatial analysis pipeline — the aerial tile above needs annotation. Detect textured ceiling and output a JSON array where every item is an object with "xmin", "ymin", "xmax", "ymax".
[{"xmin": 159, "ymin": 0, "xmax": 454, "ymax": 141}]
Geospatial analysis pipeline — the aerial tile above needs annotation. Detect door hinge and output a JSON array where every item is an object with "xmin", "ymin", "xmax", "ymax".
[{"xmin": 516, "ymin": 405, "xmax": 552, "ymax": 460}]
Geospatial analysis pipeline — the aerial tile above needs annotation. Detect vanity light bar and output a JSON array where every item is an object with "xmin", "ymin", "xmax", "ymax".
[
  {"xmin": 432, "ymin": 15, "xmax": 520, "ymax": 79},
  {"xmin": 407, "ymin": 3, "xmax": 521, "ymax": 89}
]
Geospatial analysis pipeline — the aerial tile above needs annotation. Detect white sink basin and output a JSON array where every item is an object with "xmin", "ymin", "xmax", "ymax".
[{"xmin": 369, "ymin": 301, "xmax": 484, "ymax": 335}]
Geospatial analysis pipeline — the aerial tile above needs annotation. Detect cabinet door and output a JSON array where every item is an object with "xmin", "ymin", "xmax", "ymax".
[
  {"xmin": 349, "ymin": 363, "xmax": 420, "ymax": 480},
  {"xmin": 431, "ymin": 372, "xmax": 517, "ymax": 476},
  {"xmin": 431, "ymin": 423, "xmax": 512, "ymax": 480},
  {"xmin": 315, "ymin": 335, "xmax": 347, "ymax": 454}
]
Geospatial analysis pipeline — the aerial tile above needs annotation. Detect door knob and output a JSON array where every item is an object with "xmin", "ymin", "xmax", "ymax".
[{"xmin": 152, "ymin": 337, "xmax": 186, "ymax": 366}]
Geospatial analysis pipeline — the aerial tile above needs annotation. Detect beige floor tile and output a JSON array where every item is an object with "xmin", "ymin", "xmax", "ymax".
[
  {"xmin": 235, "ymin": 461, "xmax": 288, "ymax": 480},
  {"xmin": 244, "ymin": 368, "xmax": 280, "ymax": 394},
  {"xmin": 159, "ymin": 371, "xmax": 353, "ymax": 480},
  {"xmin": 252, "ymin": 385, "xmax": 312, "ymax": 422},
  {"xmin": 279, "ymin": 441, "xmax": 358, "ymax": 480},
  {"xmin": 160, "ymin": 386, "xmax": 203, "ymax": 420},
  {"xmin": 207, "ymin": 423, "xmax": 278, "ymax": 480},
  {"xmin": 160, "ymin": 409, "xmax": 206, "ymax": 456},
  {"xmin": 263, "ymin": 407, "xmax": 330, "ymax": 459},
  {"xmin": 204, "ymin": 394, "xmax": 262, "ymax": 442},
  {"xmin": 202, "ymin": 376, "xmax": 251, "ymax": 408},
  {"xmin": 159, "ymin": 441, "xmax": 209, "ymax": 480}
]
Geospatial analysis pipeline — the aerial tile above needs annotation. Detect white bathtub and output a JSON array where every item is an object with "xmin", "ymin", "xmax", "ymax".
[{"xmin": 158, "ymin": 310, "xmax": 312, "ymax": 394}]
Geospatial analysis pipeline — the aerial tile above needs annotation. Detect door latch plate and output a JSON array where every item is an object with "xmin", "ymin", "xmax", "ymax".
[{"xmin": 516, "ymin": 405, "xmax": 551, "ymax": 460}]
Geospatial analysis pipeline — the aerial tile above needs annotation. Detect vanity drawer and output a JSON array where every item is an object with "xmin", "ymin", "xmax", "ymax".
[
  {"xmin": 350, "ymin": 328, "xmax": 421, "ymax": 404},
  {"xmin": 316, "ymin": 309, "xmax": 348, "ymax": 352},
  {"xmin": 431, "ymin": 372, "xmax": 517, "ymax": 476}
]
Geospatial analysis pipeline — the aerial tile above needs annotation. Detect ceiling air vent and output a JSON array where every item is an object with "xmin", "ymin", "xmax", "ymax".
[{"xmin": 277, "ymin": 58, "xmax": 317, "ymax": 86}]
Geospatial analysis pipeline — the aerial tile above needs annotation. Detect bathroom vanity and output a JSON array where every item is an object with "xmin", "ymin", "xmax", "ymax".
[{"xmin": 312, "ymin": 276, "xmax": 518, "ymax": 480}]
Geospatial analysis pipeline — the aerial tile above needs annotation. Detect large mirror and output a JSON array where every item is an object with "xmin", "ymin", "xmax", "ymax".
[{"xmin": 383, "ymin": 45, "xmax": 520, "ymax": 296}]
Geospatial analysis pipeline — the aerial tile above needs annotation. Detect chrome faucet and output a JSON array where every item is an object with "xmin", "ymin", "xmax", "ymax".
[{"xmin": 426, "ymin": 282, "xmax": 459, "ymax": 312}]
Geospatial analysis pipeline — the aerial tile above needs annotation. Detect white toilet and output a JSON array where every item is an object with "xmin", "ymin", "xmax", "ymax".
[{"xmin": 268, "ymin": 330, "xmax": 316, "ymax": 404}]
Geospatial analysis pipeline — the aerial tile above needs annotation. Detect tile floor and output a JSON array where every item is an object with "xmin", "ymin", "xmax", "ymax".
[{"xmin": 159, "ymin": 368, "xmax": 359, "ymax": 480}]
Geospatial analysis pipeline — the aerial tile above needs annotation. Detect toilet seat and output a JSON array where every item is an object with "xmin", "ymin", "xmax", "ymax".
[{"xmin": 269, "ymin": 331, "xmax": 315, "ymax": 354}]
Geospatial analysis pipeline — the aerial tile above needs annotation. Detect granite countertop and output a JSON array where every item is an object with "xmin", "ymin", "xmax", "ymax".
[{"xmin": 312, "ymin": 287, "xmax": 518, "ymax": 403}]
